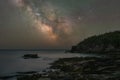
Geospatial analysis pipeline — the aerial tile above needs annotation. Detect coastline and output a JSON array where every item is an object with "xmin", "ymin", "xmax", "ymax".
[
  {"xmin": 16, "ymin": 53, "xmax": 120, "ymax": 80},
  {"xmin": 0, "ymin": 50, "xmax": 120, "ymax": 80}
]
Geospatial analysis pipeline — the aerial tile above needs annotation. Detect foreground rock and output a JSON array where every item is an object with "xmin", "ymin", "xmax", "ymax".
[
  {"xmin": 22, "ymin": 54, "xmax": 39, "ymax": 59},
  {"xmin": 70, "ymin": 31, "xmax": 120, "ymax": 53},
  {"xmin": 49, "ymin": 57, "xmax": 120, "ymax": 80},
  {"xmin": 17, "ymin": 74, "xmax": 50, "ymax": 80}
]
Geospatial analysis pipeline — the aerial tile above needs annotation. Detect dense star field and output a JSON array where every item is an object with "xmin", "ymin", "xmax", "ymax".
[{"xmin": 0, "ymin": 0, "xmax": 120, "ymax": 49}]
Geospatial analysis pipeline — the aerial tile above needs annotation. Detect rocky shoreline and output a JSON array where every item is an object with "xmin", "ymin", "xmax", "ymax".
[
  {"xmin": 5, "ymin": 54, "xmax": 119, "ymax": 80},
  {"xmin": 49, "ymin": 56, "xmax": 120, "ymax": 80}
]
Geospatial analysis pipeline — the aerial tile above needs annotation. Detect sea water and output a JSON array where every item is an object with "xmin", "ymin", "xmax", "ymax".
[{"xmin": 0, "ymin": 50, "xmax": 99, "ymax": 80}]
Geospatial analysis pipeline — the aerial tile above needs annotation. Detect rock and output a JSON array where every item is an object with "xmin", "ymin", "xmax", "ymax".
[
  {"xmin": 48, "ymin": 57, "xmax": 120, "ymax": 80},
  {"xmin": 22, "ymin": 54, "xmax": 39, "ymax": 59}
]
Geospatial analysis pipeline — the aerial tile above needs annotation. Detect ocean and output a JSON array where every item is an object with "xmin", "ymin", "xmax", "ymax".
[{"xmin": 0, "ymin": 50, "xmax": 99, "ymax": 80}]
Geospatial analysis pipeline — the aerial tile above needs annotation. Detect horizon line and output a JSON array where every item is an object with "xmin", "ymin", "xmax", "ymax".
[{"xmin": 0, "ymin": 49, "xmax": 67, "ymax": 51}]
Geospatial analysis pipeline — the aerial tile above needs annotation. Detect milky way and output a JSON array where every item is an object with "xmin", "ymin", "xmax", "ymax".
[
  {"xmin": 0, "ymin": 0, "xmax": 120, "ymax": 49},
  {"xmin": 13, "ymin": 0, "xmax": 73, "ymax": 43}
]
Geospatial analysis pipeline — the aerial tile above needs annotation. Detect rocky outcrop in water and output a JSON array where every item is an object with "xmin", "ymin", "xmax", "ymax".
[{"xmin": 22, "ymin": 54, "xmax": 39, "ymax": 59}]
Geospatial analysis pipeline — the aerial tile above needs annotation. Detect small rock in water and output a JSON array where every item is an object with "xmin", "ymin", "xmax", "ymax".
[{"xmin": 22, "ymin": 54, "xmax": 39, "ymax": 59}]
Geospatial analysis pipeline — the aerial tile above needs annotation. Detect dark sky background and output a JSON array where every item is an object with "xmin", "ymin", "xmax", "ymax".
[{"xmin": 0, "ymin": 0, "xmax": 120, "ymax": 49}]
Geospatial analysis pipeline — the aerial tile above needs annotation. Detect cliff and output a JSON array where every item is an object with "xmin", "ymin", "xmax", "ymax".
[{"xmin": 71, "ymin": 31, "xmax": 120, "ymax": 53}]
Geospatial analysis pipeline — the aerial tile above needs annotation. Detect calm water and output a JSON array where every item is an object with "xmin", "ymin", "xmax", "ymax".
[{"xmin": 0, "ymin": 50, "xmax": 99, "ymax": 80}]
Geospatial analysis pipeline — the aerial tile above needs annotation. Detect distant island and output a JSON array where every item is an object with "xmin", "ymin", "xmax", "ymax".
[{"xmin": 70, "ymin": 31, "xmax": 120, "ymax": 53}]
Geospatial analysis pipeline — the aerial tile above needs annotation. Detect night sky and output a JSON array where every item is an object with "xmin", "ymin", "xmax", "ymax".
[{"xmin": 0, "ymin": 0, "xmax": 120, "ymax": 49}]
